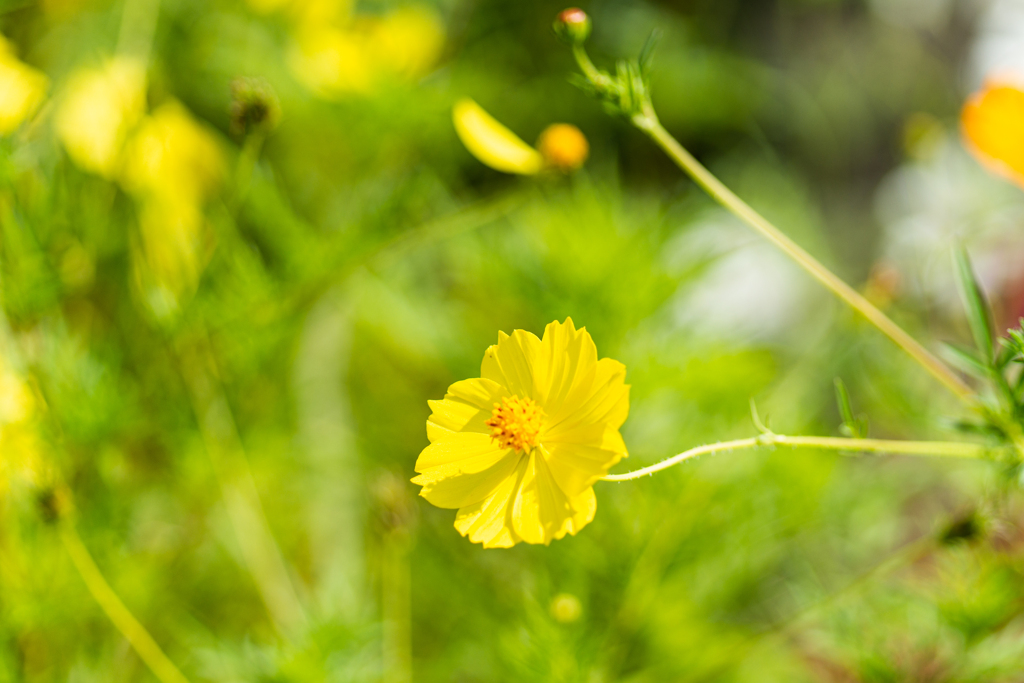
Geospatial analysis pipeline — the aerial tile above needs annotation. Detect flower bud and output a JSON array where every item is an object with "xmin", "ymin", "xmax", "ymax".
[
  {"xmin": 553, "ymin": 8, "xmax": 591, "ymax": 45},
  {"xmin": 550, "ymin": 593, "xmax": 582, "ymax": 623},
  {"xmin": 537, "ymin": 123, "xmax": 589, "ymax": 172},
  {"xmin": 230, "ymin": 77, "xmax": 281, "ymax": 137}
]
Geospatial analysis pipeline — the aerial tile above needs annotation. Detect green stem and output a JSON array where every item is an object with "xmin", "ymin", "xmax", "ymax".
[
  {"xmin": 61, "ymin": 524, "xmax": 191, "ymax": 683},
  {"xmin": 178, "ymin": 337, "xmax": 307, "ymax": 638},
  {"xmin": 568, "ymin": 44, "xmax": 972, "ymax": 403},
  {"xmin": 636, "ymin": 118, "xmax": 974, "ymax": 403},
  {"xmin": 602, "ymin": 434, "xmax": 990, "ymax": 482}
]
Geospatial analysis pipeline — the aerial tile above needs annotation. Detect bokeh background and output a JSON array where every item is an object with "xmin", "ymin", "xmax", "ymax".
[{"xmin": 2, "ymin": 0, "xmax": 1024, "ymax": 680}]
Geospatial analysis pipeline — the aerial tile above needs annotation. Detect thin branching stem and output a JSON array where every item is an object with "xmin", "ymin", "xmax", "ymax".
[
  {"xmin": 61, "ymin": 524, "xmax": 191, "ymax": 683},
  {"xmin": 568, "ymin": 44, "xmax": 973, "ymax": 404},
  {"xmin": 637, "ymin": 118, "xmax": 974, "ymax": 403},
  {"xmin": 602, "ymin": 435, "xmax": 990, "ymax": 481}
]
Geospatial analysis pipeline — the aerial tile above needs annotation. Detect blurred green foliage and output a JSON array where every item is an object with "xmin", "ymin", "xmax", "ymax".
[{"xmin": 0, "ymin": 0, "xmax": 1021, "ymax": 681}]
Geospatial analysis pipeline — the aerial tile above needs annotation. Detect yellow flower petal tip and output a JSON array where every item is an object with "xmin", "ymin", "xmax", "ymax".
[
  {"xmin": 537, "ymin": 123, "xmax": 588, "ymax": 172},
  {"xmin": 413, "ymin": 318, "xmax": 630, "ymax": 548},
  {"xmin": 961, "ymin": 79, "xmax": 1024, "ymax": 189},
  {"xmin": 0, "ymin": 37, "xmax": 48, "ymax": 136},
  {"xmin": 452, "ymin": 98, "xmax": 544, "ymax": 175}
]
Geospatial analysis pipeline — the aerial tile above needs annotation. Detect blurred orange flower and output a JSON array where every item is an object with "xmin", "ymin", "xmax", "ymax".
[{"xmin": 961, "ymin": 80, "xmax": 1024, "ymax": 188}]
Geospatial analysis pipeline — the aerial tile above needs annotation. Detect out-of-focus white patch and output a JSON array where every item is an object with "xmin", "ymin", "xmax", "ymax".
[
  {"xmin": 868, "ymin": 0, "xmax": 954, "ymax": 32},
  {"xmin": 875, "ymin": 137, "xmax": 1024, "ymax": 308},
  {"xmin": 968, "ymin": 0, "xmax": 1024, "ymax": 86},
  {"xmin": 663, "ymin": 213, "xmax": 812, "ymax": 342}
]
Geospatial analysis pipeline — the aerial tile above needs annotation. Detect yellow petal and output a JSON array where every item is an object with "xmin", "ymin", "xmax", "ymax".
[
  {"xmin": 452, "ymin": 98, "xmax": 544, "ymax": 175},
  {"xmin": 962, "ymin": 81, "xmax": 1024, "ymax": 188},
  {"xmin": 481, "ymin": 328, "xmax": 544, "ymax": 398},
  {"xmin": 413, "ymin": 429, "xmax": 517, "ymax": 509},
  {"xmin": 425, "ymin": 377, "xmax": 509, "ymax": 448},
  {"xmin": 453, "ymin": 452, "xmax": 596, "ymax": 548},
  {"xmin": 546, "ymin": 358, "xmax": 630, "ymax": 435},
  {"xmin": 541, "ymin": 438, "xmax": 624, "ymax": 496},
  {"xmin": 414, "ymin": 432, "xmax": 509, "ymax": 477},
  {"xmin": 454, "ymin": 459, "xmax": 525, "ymax": 548},
  {"xmin": 512, "ymin": 451, "xmax": 596, "ymax": 544}
]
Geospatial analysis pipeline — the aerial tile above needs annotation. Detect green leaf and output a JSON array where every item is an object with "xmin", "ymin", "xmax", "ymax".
[
  {"xmin": 834, "ymin": 378, "xmax": 867, "ymax": 438},
  {"xmin": 638, "ymin": 30, "xmax": 661, "ymax": 75},
  {"xmin": 941, "ymin": 342, "xmax": 990, "ymax": 380},
  {"xmin": 954, "ymin": 246, "xmax": 995, "ymax": 366}
]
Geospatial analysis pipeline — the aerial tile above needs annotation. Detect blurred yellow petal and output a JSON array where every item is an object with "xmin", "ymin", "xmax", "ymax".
[
  {"xmin": 55, "ymin": 57, "xmax": 145, "ymax": 178},
  {"xmin": 120, "ymin": 100, "xmax": 224, "ymax": 202},
  {"xmin": 961, "ymin": 80, "xmax": 1024, "ymax": 188},
  {"xmin": 121, "ymin": 101, "xmax": 224, "ymax": 318},
  {"xmin": 288, "ymin": 26, "xmax": 374, "ymax": 97},
  {"xmin": 0, "ymin": 361, "xmax": 45, "ymax": 494},
  {"xmin": 453, "ymin": 98, "xmax": 544, "ymax": 175},
  {"xmin": 537, "ymin": 123, "xmax": 589, "ymax": 172},
  {"xmin": 370, "ymin": 6, "xmax": 445, "ymax": 80},
  {"xmin": 415, "ymin": 318, "xmax": 628, "ymax": 547},
  {"xmin": 0, "ymin": 38, "xmax": 48, "ymax": 135}
]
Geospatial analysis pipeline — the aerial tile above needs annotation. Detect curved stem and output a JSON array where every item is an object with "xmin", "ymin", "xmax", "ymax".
[
  {"xmin": 602, "ymin": 435, "xmax": 990, "ymax": 482},
  {"xmin": 636, "ymin": 118, "xmax": 973, "ymax": 403},
  {"xmin": 61, "ymin": 524, "xmax": 191, "ymax": 683}
]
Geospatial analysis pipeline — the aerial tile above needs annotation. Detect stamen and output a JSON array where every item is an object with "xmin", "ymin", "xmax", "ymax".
[{"xmin": 485, "ymin": 395, "xmax": 545, "ymax": 453}]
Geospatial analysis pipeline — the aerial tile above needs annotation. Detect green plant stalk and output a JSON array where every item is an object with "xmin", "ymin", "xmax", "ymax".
[
  {"xmin": 382, "ymin": 529, "xmax": 412, "ymax": 683},
  {"xmin": 61, "ymin": 524, "xmax": 191, "ymax": 683},
  {"xmin": 638, "ymin": 118, "xmax": 973, "ymax": 402},
  {"xmin": 179, "ymin": 339, "xmax": 308, "ymax": 638},
  {"xmin": 602, "ymin": 435, "xmax": 990, "ymax": 481},
  {"xmin": 569, "ymin": 45, "xmax": 972, "ymax": 403}
]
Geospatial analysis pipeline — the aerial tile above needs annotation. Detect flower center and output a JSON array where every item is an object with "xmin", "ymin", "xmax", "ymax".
[{"xmin": 486, "ymin": 395, "xmax": 545, "ymax": 453}]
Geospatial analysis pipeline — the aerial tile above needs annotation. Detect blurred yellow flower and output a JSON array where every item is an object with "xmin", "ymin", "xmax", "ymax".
[
  {"xmin": 413, "ymin": 319, "xmax": 629, "ymax": 548},
  {"xmin": 0, "ymin": 38, "xmax": 47, "ymax": 135},
  {"xmin": 961, "ymin": 80, "xmax": 1024, "ymax": 189},
  {"xmin": 120, "ymin": 101, "xmax": 224, "ymax": 314},
  {"xmin": 370, "ymin": 7, "xmax": 445, "ymax": 80},
  {"xmin": 288, "ymin": 26, "xmax": 375, "ymax": 96},
  {"xmin": 453, "ymin": 99, "xmax": 589, "ymax": 175},
  {"xmin": 0, "ymin": 361, "xmax": 44, "ymax": 493},
  {"xmin": 55, "ymin": 57, "xmax": 145, "ymax": 178},
  {"xmin": 121, "ymin": 101, "xmax": 224, "ymax": 202},
  {"xmin": 287, "ymin": 4, "xmax": 443, "ymax": 98}
]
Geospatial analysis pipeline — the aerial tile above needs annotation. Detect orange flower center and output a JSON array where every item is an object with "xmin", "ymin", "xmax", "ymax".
[{"xmin": 486, "ymin": 395, "xmax": 544, "ymax": 453}]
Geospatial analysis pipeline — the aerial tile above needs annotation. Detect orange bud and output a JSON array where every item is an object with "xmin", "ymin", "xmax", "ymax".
[{"xmin": 537, "ymin": 123, "xmax": 589, "ymax": 172}]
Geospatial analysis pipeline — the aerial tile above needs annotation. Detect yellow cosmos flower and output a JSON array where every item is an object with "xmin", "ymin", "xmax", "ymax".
[
  {"xmin": 0, "ymin": 38, "xmax": 48, "ymax": 135},
  {"xmin": 452, "ymin": 98, "xmax": 589, "ymax": 175},
  {"xmin": 55, "ymin": 57, "xmax": 145, "ymax": 178},
  {"xmin": 413, "ymin": 319, "xmax": 629, "ymax": 548},
  {"xmin": 961, "ymin": 80, "xmax": 1024, "ymax": 188}
]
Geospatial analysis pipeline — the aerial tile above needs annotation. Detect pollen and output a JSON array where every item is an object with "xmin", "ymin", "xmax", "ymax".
[{"xmin": 486, "ymin": 395, "xmax": 545, "ymax": 453}]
